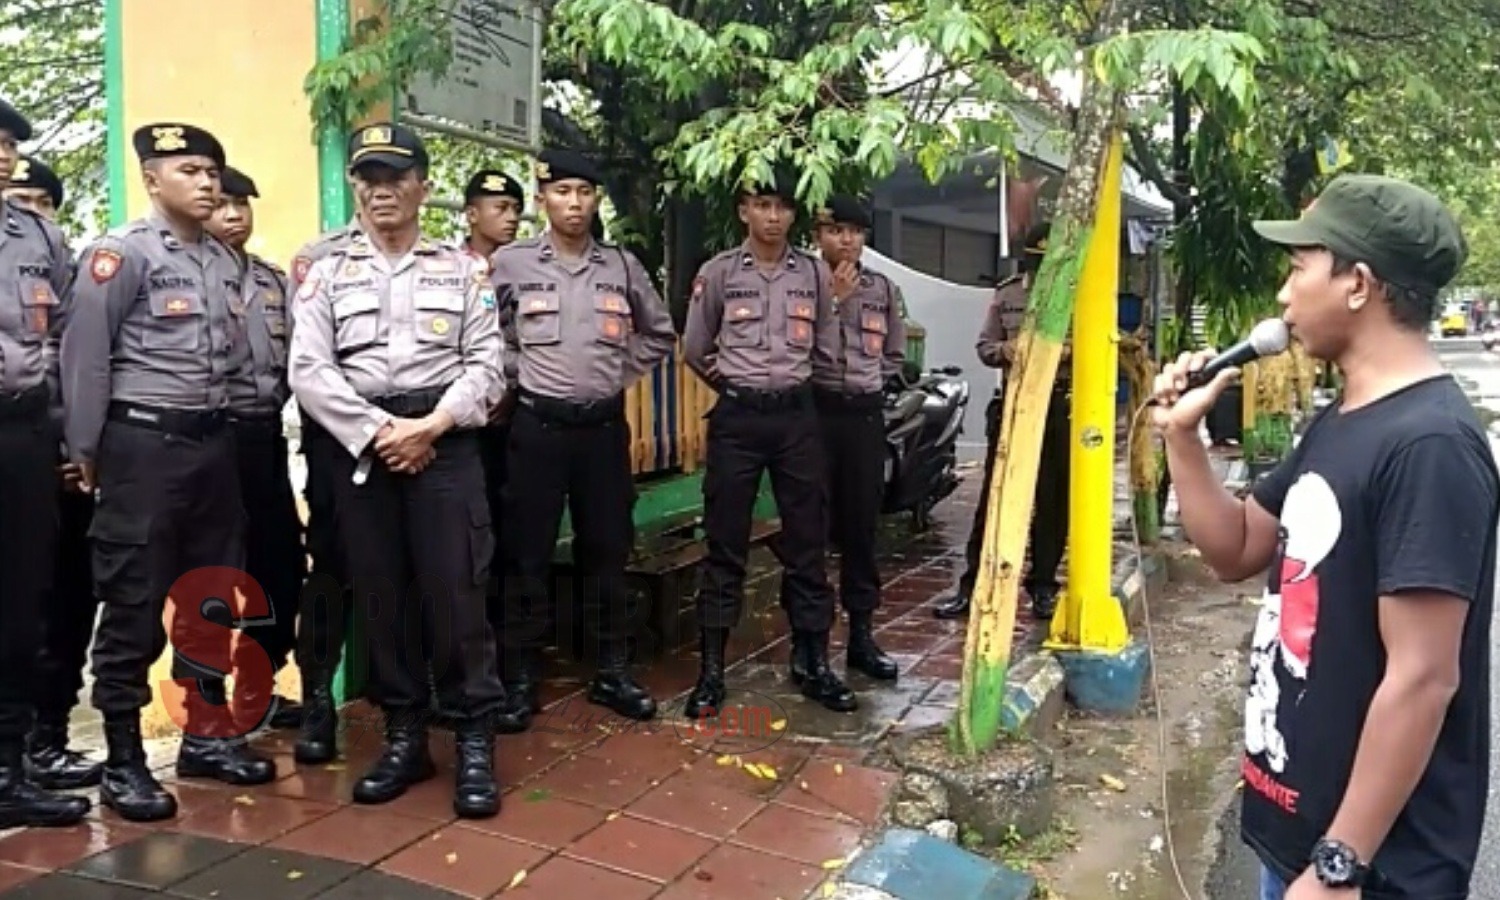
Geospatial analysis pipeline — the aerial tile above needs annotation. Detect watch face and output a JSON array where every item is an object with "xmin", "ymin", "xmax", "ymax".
[{"xmin": 1315, "ymin": 842, "xmax": 1358, "ymax": 885}]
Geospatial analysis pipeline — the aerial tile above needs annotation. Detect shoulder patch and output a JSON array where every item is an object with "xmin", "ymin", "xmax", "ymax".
[
  {"xmin": 691, "ymin": 276, "xmax": 706, "ymax": 303},
  {"xmin": 90, "ymin": 248, "xmax": 123, "ymax": 284},
  {"xmin": 296, "ymin": 274, "xmax": 322, "ymax": 302},
  {"xmin": 292, "ymin": 255, "xmax": 312, "ymax": 285}
]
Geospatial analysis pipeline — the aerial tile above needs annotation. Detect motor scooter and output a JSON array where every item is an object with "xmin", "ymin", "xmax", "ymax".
[{"xmin": 881, "ymin": 365, "xmax": 971, "ymax": 531}]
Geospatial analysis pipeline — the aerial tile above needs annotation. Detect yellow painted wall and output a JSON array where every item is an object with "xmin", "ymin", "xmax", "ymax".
[{"xmin": 117, "ymin": 0, "xmax": 320, "ymax": 270}]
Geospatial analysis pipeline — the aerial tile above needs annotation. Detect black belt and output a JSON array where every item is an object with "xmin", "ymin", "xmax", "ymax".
[
  {"xmin": 228, "ymin": 411, "xmax": 284, "ymax": 438},
  {"xmin": 720, "ymin": 383, "xmax": 812, "ymax": 413},
  {"xmin": 517, "ymin": 388, "xmax": 624, "ymax": 427},
  {"xmin": 108, "ymin": 402, "xmax": 228, "ymax": 440},
  {"xmin": 0, "ymin": 384, "xmax": 48, "ymax": 421},
  {"xmin": 813, "ymin": 388, "xmax": 883, "ymax": 413},
  {"xmin": 369, "ymin": 387, "xmax": 450, "ymax": 418}
]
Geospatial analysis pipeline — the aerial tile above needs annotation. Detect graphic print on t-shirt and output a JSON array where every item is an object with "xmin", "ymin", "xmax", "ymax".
[{"xmin": 1245, "ymin": 472, "xmax": 1341, "ymax": 785}]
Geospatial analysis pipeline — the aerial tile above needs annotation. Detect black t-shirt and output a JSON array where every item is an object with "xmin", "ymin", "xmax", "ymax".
[{"xmin": 1241, "ymin": 375, "xmax": 1498, "ymax": 898}]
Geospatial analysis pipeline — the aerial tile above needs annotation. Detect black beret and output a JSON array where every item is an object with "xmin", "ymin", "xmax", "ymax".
[
  {"xmin": 738, "ymin": 169, "xmax": 798, "ymax": 205},
  {"xmin": 347, "ymin": 121, "xmax": 429, "ymax": 172},
  {"xmin": 132, "ymin": 122, "xmax": 226, "ymax": 168},
  {"xmin": 814, "ymin": 194, "xmax": 872, "ymax": 229},
  {"xmin": 220, "ymin": 166, "xmax": 259, "ymax": 199},
  {"xmin": 10, "ymin": 155, "xmax": 63, "ymax": 208},
  {"xmin": 534, "ymin": 149, "xmax": 603, "ymax": 186},
  {"xmin": 465, "ymin": 169, "xmax": 524, "ymax": 204},
  {"xmin": 0, "ymin": 98, "xmax": 32, "ymax": 142}
]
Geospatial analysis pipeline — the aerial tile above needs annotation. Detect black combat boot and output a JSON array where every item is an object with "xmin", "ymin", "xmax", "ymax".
[
  {"xmin": 493, "ymin": 652, "xmax": 541, "ymax": 735},
  {"xmin": 452, "ymin": 720, "xmax": 500, "ymax": 819},
  {"xmin": 846, "ymin": 613, "xmax": 899, "ymax": 681},
  {"xmin": 587, "ymin": 642, "xmax": 657, "ymax": 721},
  {"xmin": 268, "ymin": 695, "xmax": 305, "ymax": 730},
  {"xmin": 683, "ymin": 629, "xmax": 730, "ymax": 721},
  {"xmin": 25, "ymin": 713, "xmax": 102, "ymax": 790},
  {"xmin": 352, "ymin": 711, "xmax": 436, "ymax": 805},
  {"xmin": 932, "ymin": 591, "xmax": 970, "ymax": 620},
  {"xmin": 1029, "ymin": 584, "xmax": 1060, "ymax": 622},
  {"xmin": 793, "ymin": 631, "xmax": 859, "ymax": 713},
  {"xmin": 294, "ymin": 677, "xmax": 338, "ymax": 765},
  {"xmin": 99, "ymin": 716, "xmax": 176, "ymax": 823},
  {"xmin": 176, "ymin": 681, "xmax": 277, "ymax": 785},
  {"xmin": 0, "ymin": 738, "xmax": 89, "ymax": 829}
]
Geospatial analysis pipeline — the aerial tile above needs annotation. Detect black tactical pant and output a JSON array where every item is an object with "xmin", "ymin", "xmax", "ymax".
[
  {"xmin": 0, "ymin": 390, "xmax": 59, "ymax": 740},
  {"xmin": 232, "ymin": 415, "xmax": 304, "ymax": 678},
  {"xmin": 88, "ymin": 406, "xmax": 246, "ymax": 720},
  {"xmin": 812, "ymin": 391, "xmax": 887, "ymax": 615},
  {"xmin": 956, "ymin": 390, "xmax": 1071, "ymax": 597},
  {"xmin": 296, "ymin": 418, "xmax": 349, "ymax": 682},
  {"xmin": 331, "ymin": 415, "xmax": 503, "ymax": 720},
  {"xmin": 34, "ymin": 484, "xmax": 96, "ymax": 721},
  {"xmin": 501, "ymin": 395, "xmax": 636, "ymax": 660},
  {"xmin": 697, "ymin": 387, "xmax": 835, "ymax": 634},
  {"xmin": 478, "ymin": 421, "xmax": 510, "ymax": 636}
]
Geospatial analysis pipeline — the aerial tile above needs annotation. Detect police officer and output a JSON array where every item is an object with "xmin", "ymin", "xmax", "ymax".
[
  {"xmin": 0, "ymin": 98, "xmax": 91, "ymax": 828},
  {"xmin": 462, "ymin": 169, "xmax": 524, "ymax": 637},
  {"xmin": 61, "ymin": 123, "xmax": 277, "ymax": 823},
  {"xmin": 805, "ymin": 195, "xmax": 904, "ymax": 682},
  {"xmin": 933, "ymin": 222, "xmax": 1069, "ymax": 622},
  {"xmin": 285, "ymin": 186, "xmax": 367, "ymax": 765},
  {"xmin": 489, "ymin": 150, "xmax": 674, "ymax": 731},
  {"xmin": 289, "ymin": 122, "xmax": 506, "ymax": 818},
  {"xmin": 206, "ymin": 166, "xmax": 306, "ymax": 731},
  {"xmin": 682, "ymin": 176, "xmax": 857, "ymax": 717},
  {"xmin": 4, "ymin": 153, "xmax": 104, "ymax": 792}
]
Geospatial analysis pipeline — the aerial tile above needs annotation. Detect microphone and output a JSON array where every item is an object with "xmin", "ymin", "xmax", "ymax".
[{"xmin": 1185, "ymin": 318, "xmax": 1291, "ymax": 389}]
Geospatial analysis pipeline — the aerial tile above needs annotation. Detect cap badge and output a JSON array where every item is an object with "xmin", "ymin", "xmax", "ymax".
[
  {"xmin": 534, "ymin": 161, "xmax": 551, "ymax": 180},
  {"xmin": 483, "ymin": 174, "xmax": 508, "ymax": 192},
  {"xmin": 363, "ymin": 125, "xmax": 392, "ymax": 146},
  {"xmin": 152, "ymin": 126, "xmax": 187, "ymax": 152},
  {"xmin": 12, "ymin": 159, "xmax": 28, "ymax": 182}
]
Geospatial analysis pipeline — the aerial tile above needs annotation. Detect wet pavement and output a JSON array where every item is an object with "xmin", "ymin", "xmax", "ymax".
[{"xmin": 0, "ymin": 460, "xmax": 1066, "ymax": 899}]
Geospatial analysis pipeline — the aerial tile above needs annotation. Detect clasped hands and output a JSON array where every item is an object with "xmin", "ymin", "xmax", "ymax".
[{"xmin": 374, "ymin": 412, "xmax": 454, "ymax": 475}]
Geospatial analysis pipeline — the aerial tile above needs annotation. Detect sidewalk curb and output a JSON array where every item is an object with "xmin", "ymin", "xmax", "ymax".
[{"xmin": 826, "ymin": 828, "xmax": 1037, "ymax": 900}]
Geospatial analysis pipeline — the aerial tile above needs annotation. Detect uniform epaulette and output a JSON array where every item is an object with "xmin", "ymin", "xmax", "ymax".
[
  {"xmin": 252, "ymin": 254, "xmax": 286, "ymax": 278},
  {"xmin": 106, "ymin": 220, "xmax": 149, "ymax": 239},
  {"xmin": 709, "ymin": 247, "xmax": 740, "ymax": 265}
]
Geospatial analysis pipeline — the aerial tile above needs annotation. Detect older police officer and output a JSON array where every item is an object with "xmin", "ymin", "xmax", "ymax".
[{"xmin": 289, "ymin": 122, "xmax": 506, "ymax": 818}]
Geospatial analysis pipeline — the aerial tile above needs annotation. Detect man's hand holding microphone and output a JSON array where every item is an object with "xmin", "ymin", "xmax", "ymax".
[{"xmin": 1150, "ymin": 318, "xmax": 1291, "ymax": 434}]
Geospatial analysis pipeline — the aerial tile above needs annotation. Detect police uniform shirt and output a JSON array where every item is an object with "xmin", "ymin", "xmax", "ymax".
[
  {"xmin": 287, "ymin": 235, "xmax": 502, "ymax": 459},
  {"xmin": 490, "ymin": 234, "xmax": 674, "ymax": 402},
  {"xmin": 289, "ymin": 216, "xmax": 364, "ymax": 296},
  {"xmin": 0, "ymin": 197, "xmax": 73, "ymax": 394},
  {"xmin": 684, "ymin": 243, "xmax": 839, "ymax": 392},
  {"xmin": 813, "ymin": 264, "xmax": 908, "ymax": 395},
  {"xmin": 978, "ymin": 274, "xmax": 1071, "ymax": 388},
  {"xmin": 227, "ymin": 254, "xmax": 291, "ymax": 415},
  {"xmin": 61, "ymin": 215, "xmax": 247, "ymax": 463}
]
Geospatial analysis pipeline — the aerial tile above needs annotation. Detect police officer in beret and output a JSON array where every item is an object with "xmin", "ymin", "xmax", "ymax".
[
  {"xmin": 3, "ymin": 152, "xmax": 106, "ymax": 794},
  {"xmin": 683, "ymin": 174, "xmax": 857, "ymax": 717},
  {"xmin": 0, "ymin": 97, "xmax": 91, "ymax": 828},
  {"xmin": 289, "ymin": 122, "xmax": 506, "ymax": 817},
  {"xmin": 206, "ymin": 166, "xmax": 307, "ymax": 733},
  {"xmin": 806, "ymin": 194, "xmax": 905, "ymax": 682},
  {"xmin": 62, "ymin": 122, "xmax": 277, "ymax": 823},
  {"xmin": 461, "ymin": 168, "xmax": 524, "ymax": 640},
  {"xmin": 489, "ymin": 149, "xmax": 675, "ymax": 730}
]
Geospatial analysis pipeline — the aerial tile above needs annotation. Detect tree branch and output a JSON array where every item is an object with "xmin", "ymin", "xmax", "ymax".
[{"xmin": 1126, "ymin": 124, "xmax": 1191, "ymax": 207}]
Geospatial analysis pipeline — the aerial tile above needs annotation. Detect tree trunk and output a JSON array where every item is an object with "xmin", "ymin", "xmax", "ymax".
[
  {"xmin": 1120, "ymin": 333, "xmax": 1160, "ymax": 543},
  {"xmin": 954, "ymin": 1, "xmax": 1128, "ymax": 756}
]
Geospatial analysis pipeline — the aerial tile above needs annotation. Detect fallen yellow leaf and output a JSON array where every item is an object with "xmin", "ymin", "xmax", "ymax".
[
  {"xmin": 324, "ymin": 763, "xmax": 346, "ymax": 772},
  {"xmin": 233, "ymin": 795, "xmax": 255, "ymax": 806},
  {"xmin": 716, "ymin": 755, "xmax": 734, "ymax": 766},
  {"xmin": 744, "ymin": 763, "xmax": 768, "ymax": 780},
  {"xmin": 823, "ymin": 881, "xmax": 836, "ymax": 897},
  {"xmin": 834, "ymin": 764, "xmax": 844, "ymax": 776},
  {"xmin": 1100, "ymin": 774, "xmax": 1127, "ymax": 792},
  {"xmin": 445, "ymin": 852, "xmax": 458, "ymax": 864},
  {"xmin": 761, "ymin": 765, "xmax": 779, "ymax": 780},
  {"xmin": 821, "ymin": 858, "xmax": 845, "ymax": 870},
  {"xmin": 800, "ymin": 780, "xmax": 811, "ymax": 791},
  {"xmin": 770, "ymin": 719, "xmax": 788, "ymax": 732},
  {"xmin": 506, "ymin": 869, "xmax": 527, "ymax": 890},
  {"xmin": 606, "ymin": 811, "xmax": 621, "ymax": 821},
  {"xmin": 287, "ymin": 870, "xmax": 303, "ymax": 881}
]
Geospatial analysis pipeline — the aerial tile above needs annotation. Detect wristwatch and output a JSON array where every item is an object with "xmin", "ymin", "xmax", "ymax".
[{"xmin": 1311, "ymin": 838, "xmax": 1370, "ymax": 889}]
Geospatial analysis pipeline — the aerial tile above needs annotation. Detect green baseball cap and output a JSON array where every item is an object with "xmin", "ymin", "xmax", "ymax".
[{"xmin": 1252, "ymin": 174, "xmax": 1468, "ymax": 293}]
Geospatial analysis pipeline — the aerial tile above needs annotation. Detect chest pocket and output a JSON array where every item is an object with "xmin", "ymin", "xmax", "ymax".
[
  {"xmin": 517, "ymin": 292, "xmax": 561, "ymax": 346},
  {"xmin": 785, "ymin": 298, "xmax": 816, "ymax": 351},
  {"xmin": 594, "ymin": 293, "xmax": 631, "ymax": 348},
  {"xmin": 331, "ymin": 291, "xmax": 382, "ymax": 355},
  {"xmin": 17, "ymin": 279, "xmax": 58, "ymax": 343},
  {"xmin": 143, "ymin": 291, "xmax": 205, "ymax": 352},
  {"xmin": 260, "ymin": 292, "xmax": 289, "ymax": 363},
  {"xmin": 415, "ymin": 290, "xmax": 464, "ymax": 347},
  {"xmin": 721, "ymin": 295, "xmax": 766, "ymax": 349},
  {"xmin": 859, "ymin": 307, "xmax": 887, "ymax": 356}
]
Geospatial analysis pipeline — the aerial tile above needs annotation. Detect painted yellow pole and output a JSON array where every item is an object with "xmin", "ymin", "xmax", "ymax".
[{"xmin": 1045, "ymin": 132, "xmax": 1129, "ymax": 653}]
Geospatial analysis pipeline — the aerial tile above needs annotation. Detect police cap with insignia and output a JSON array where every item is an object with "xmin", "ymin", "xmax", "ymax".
[
  {"xmin": 0, "ymin": 98, "xmax": 32, "ymax": 142},
  {"xmin": 220, "ymin": 166, "xmax": 259, "ymax": 199},
  {"xmin": 465, "ymin": 169, "xmax": 524, "ymax": 204},
  {"xmin": 815, "ymin": 194, "xmax": 872, "ymax": 230},
  {"xmin": 10, "ymin": 155, "xmax": 63, "ymax": 209},
  {"xmin": 132, "ymin": 123, "xmax": 226, "ymax": 168},
  {"xmin": 533, "ymin": 149, "xmax": 603, "ymax": 187},
  {"xmin": 347, "ymin": 121, "xmax": 429, "ymax": 173}
]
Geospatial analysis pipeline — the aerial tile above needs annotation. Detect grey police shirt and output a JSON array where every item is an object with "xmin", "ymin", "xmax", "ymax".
[
  {"xmin": 287, "ymin": 235, "xmax": 502, "ymax": 459},
  {"xmin": 0, "ymin": 198, "xmax": 73, "ymax": 396},
  {"xmin": 61, "ymin": 214, "xmax": 247, "ymax": 463},
  {"xmin": 813, "ymin": 262, "xmax": 908, "ymax": 395},
  {"xmin": 490, "ymin": 234, "xmax": 675, "ymax": 403},
  {"xmin": 227, "ymin": 254, "xmax": 291, "ymax": 416},
  {"xmin": 683, "ymin": 243, "xmax": 839, "ymax": 392}
]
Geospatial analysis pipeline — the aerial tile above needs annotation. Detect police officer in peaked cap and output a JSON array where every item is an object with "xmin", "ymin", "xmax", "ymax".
[
  {"xmin": 0, "ymin": 97, "xmax": 92, "ymax": 829},
  {"xmin": 62, "ymin": 122, "xmax": 277, "ymax": 823}
]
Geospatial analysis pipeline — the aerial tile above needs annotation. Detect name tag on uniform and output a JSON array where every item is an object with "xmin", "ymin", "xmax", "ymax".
[
  {"xmin": 163, "ymin": 297, "xmax": 194, "ymax": 315},
  {"xmin": 528, "ymin": 297, "xmax": 551, "ymax": 312}
]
